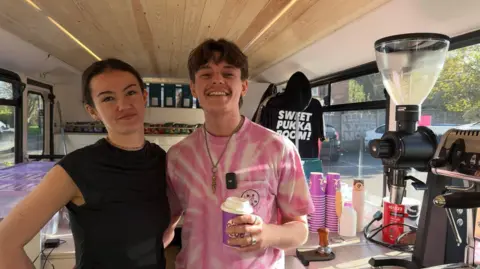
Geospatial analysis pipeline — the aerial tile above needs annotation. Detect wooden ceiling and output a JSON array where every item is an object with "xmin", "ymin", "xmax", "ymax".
[{"xmin": 0, "ymin": 0, "xmax": 389, "ymax": 82}]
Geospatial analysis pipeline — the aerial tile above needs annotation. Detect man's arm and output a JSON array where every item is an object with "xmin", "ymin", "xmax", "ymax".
[
  {"xmin": 268, "ymin": 137, "xmax": 314, "ymax": 249},
  {"xmin": 264, "ymin": 215, "xmax": 308, "ymax": 250}
]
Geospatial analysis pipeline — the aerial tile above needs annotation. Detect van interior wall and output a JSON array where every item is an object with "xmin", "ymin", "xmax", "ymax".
[
  {"xmin": 53, "ymin": 80, "xmax": 269, "ymax": 124},
  {"xmin": 53, "ymin": 80, "xmax": 269, "ymax": 153}
]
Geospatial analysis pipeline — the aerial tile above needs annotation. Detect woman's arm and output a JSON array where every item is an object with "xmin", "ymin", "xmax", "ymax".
[
  {"xmin": 163, "ymin": 214, "xmax": 182, "ymax": 248},
  {"xmin": 0, "ymin": 165, "xmax": 78, "ymax": 269}
]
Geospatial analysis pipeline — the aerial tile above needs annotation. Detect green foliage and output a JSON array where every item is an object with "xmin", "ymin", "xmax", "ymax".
[
  {"xmin": 0, "ymin": 82, "xmax": 13, "ymax": 117},
  {"xmin": 0, "ymin": 106, "xmax": 12, "ymax": 115},
  {"xmin": 28, "ymin": 125, "xmax": 40, "ymax": 135},
  {"xmin": 2, "ymin": 161, "xmax": 13, "ymax": 167},
  {"xmin": 429, "ymin": 44, "xmax": 480, "ymax": 121},
  {"xmin": 348, "ymin": 80, "xmax": 371, "ymax": 103}
]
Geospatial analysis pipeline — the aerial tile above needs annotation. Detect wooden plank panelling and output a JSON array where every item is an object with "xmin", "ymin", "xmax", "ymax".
[
  {"xmin": 248, "ymin": 0, "xmax": 391, "ymax": 76},
  {"xmin": 225, "ymin": 0, "xmax": 269, "ymax": 42},
  {"xmin": 235, "ymin": 0, "xmax": 294, "ymax": 48},
  {"xmin": 0, "ymin": 0, "xmax": 92, "ymax": 71},
  {"xmin": 243, "ymin": 0, "xmax": 317, "ymax": 54},
  {"xmin": 142, "ymin": 0, "xmax": 173, "ymax": 76},
  {"xmin": 0, "ymin": 0, "xmax": 391, "ymax": 80},
  {"xmin": 168, "ymin": 0, "xmax": 186, "ymax": 77},
  {"xmin": 194, "ymin": 0, "xmax": 227, "ymax": 45}
]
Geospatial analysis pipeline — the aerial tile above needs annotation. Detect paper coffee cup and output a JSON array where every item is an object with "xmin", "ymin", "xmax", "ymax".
[{"xmin": 221, "ymin": 197, "xmax": 254, "ymax": 246}]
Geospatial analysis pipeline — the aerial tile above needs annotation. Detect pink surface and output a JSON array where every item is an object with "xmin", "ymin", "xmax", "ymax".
[{"xmin": 0, "ymin": 162, "xmax": 54, "ymax": 219}]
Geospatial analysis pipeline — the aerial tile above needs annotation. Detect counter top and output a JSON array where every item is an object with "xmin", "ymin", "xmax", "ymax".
[
  {"xmin": 0, "ymin": 162, "xmax": 55, "ymax": 220},
  {"xmin": 45, "ymin": 200, "xmax": 399, "ymax": 267},
  {"xmin": 46, "ymin": 227, "xmax": 411, "ymax": 269},
  {"xmin": 285, "ymin": 231, "xmax": 410, "ymax": 268}
]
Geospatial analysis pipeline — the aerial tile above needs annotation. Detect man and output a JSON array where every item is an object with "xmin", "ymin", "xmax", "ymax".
[{"xmin": 164, "ymin": 38, "xmax": 314, "ymax": 269}]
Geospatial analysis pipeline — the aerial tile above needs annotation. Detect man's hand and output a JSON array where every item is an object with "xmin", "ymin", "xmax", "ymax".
[
  {"xmin": 226, "ymin": 214, "xmax": 309, "ymax": 251},
  {"xmin": 226, "ymin": 214, "xmax": 274, "ymax": 252}
]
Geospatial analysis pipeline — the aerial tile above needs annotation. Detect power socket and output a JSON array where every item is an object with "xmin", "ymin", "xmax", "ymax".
[{"xmin": 44, "ymin": 238, "xmax": 60, "ymax": 249}]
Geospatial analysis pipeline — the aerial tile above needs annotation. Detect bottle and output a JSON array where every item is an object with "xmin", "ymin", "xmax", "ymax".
[
  {"xmin": 339, "ymin": 201, "xmax": 357, "ymax": 237},
  {"xmin": 352, "ymin": 179, "xmax": 365, "ymax": 232}
]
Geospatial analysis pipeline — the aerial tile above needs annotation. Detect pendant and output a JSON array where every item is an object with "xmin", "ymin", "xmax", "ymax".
[
  {"xmin": 212, "ymin": 174, "xmax": 217, "ymax": 193},
  {"xmin": 211, "ymin": 166, "xmax": 218, "ymax": 193}
]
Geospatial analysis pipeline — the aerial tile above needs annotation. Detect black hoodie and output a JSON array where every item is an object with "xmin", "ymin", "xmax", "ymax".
[
  {"xmin": 252, "ymin": 84, "xmax": 277, "ymax": 121},
  {"xmin": 255, "ymin": 72, "xmax": 325, "ymax": 158}
]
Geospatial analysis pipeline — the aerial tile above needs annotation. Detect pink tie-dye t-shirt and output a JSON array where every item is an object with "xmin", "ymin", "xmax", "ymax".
[{"xmin": 166, "ymin": 117, "xmax": 314, "ymax": 269}]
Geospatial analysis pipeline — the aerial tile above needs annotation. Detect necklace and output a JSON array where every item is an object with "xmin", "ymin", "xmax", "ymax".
[
  {"xmin": 106, "ymin": 137, "xmax": 145, "ymax": 151},
  {"xmin": 204, "ymin": 117, "xmax": 245, "ymax": 193}
]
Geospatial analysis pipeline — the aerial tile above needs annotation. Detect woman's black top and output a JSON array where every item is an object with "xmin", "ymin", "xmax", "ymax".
[{"xmin": 57, "ymin": 138, "xmax": 170, "ymax": 269}]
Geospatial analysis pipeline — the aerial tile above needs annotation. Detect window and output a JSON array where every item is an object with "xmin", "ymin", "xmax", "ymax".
[
  {"xmin": 0, "ymin": 105, "xmax": 15, "ymax": 168},
  {"xmin": 311, "ymin": 85, "xmax": 329, "ymax": 106},
  {"xmin": 0, "ymin": 75, "xmax": 22, "ymax": 166},
  {"xmin": 0, "ymin": 81, "xmax": 14, "ymax": 100},
  {"xmin": 27, "ymin": 92, "xmax": 44, "ymax": 155},
  {"xmin": 330, "ymin": 73, "xmax": 385, "ymax": 105},
  {"xmin": 320, "ymin": 109, "xmax": 386, "ymax": 204},
  {"xmin": 310, "ymin": 64, "xmax": 388, "ymax": 205}
]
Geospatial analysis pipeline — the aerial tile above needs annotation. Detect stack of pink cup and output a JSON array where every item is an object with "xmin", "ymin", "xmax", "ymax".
[
  {"xmin": 307, "ymin": 172, "xmax": 327, "ymax": 232},
  {"xmin": 326, "ymin": 173, "xmax": 341, "ymax": 232}
]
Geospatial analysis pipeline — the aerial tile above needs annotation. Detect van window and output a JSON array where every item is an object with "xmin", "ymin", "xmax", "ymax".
[
  {"xmin": 27, "ymin": 92, "xmax": 44, "ymax": 155},
  {"xmin": 0, "ymin": 104, "xmax": 15, "ymax": 168}
]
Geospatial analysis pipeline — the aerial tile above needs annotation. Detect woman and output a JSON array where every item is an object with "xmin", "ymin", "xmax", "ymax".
[{"xmin": 0, "ymin": 58, "xmax": 170, "ymax": 269}]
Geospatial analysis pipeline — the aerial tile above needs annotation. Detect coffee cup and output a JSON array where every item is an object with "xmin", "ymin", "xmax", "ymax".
[{"xmin": 221, "ymin": 196, "xmax": 254, "ymax": 246}]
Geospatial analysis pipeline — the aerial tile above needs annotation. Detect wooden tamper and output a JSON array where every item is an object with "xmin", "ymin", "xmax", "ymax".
[
  {"xmin": 317, "ymin": 228, "xmax": 332, "ymax": 255},
  {"xmin": 295, "ymin": 228, "xmax": 335, "ymax": 265}
]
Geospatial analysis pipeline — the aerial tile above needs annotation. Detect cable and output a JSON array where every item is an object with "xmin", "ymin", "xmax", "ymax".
[
  {"xmin": 363, "ymin": 210, "xmax": 417, "ymax": 253},
  {"xmin": 31, "ymin": 238, "xmax": 66, "ymax": 267},
  {"xmin": 32, "ymin": 253, "xmax": 40, "ymax": 264},
  {"xmin": 42, "ymin": 247, "xmax": 55, "ymax": 269}
]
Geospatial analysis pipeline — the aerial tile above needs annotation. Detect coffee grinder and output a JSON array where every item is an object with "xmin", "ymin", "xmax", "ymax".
[{"xmin": 368, "ymin": 33, "xmax": 475, "ymax": 268}]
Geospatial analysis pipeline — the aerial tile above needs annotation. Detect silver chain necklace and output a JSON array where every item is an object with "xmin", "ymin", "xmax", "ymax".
[{"xmin": 203, "ymin": 116, "xmax": 245, "ymax": 193}]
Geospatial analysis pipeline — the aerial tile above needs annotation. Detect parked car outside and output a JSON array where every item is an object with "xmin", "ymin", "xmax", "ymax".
[{"xmin": 319, "ymin": 124, "xmax": 342, "ymax": 162}]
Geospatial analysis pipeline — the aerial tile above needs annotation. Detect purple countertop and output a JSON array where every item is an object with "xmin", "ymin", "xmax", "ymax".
[{"xmin": 0, "ymin": 162, "xmax": 55, "ymax": 220}]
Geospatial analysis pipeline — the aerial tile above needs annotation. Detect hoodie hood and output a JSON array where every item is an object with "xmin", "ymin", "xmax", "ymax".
[{"xmin": 267, "ymin": 71, "xmax": 312, "ymax": 111}]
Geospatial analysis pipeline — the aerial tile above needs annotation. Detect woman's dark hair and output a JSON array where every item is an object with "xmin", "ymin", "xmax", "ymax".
[{"xmin": 82, "ymin": 58, "xmax": 145, "ymax": 107}]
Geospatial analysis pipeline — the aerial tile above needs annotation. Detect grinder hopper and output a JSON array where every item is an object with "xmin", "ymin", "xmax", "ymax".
[{"xmin": 375, "ymin": 33, "xmax": 450, "ymax": 109}]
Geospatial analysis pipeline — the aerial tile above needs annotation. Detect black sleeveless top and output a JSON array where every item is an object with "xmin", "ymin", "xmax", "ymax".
[{"xmin": 57, "ymin": 138, "xmax": 170, "ymax": 269}]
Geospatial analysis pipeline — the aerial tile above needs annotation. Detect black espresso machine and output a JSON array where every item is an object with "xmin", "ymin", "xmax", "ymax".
[{"xmin": 367, "ymin": 33, "xmax": 480, "ymax": 269}]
